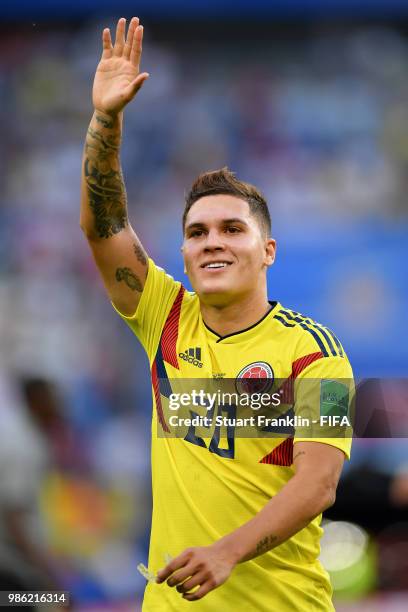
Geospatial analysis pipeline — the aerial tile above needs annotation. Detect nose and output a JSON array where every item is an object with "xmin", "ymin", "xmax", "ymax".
[{"xmin": 203, "ymin": 229, "xmax": 225, "ymax": 252}]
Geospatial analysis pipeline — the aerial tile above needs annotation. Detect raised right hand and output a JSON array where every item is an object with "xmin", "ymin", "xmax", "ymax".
[{"xmin": 92, "ymin": 17, "xmax": 149, "ymax": 116}]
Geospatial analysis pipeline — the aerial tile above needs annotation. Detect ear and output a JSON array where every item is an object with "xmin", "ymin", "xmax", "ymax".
[
  {"xmin": 180, "ymin": 244, "xmax": 187, "ymax": 274},
  {"xmin": 264, "ymin": 238, "xmax": 276, "ymax": 267}
]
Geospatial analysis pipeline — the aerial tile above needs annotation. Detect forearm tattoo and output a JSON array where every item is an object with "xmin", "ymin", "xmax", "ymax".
[
  {"xmin": 115, "ymin": 267, "xmax": 143, "ymax": 292},
  {"xmin": 84, "ymin": 113, "xmax": 128, "ymax": 238},
  {"xmin": 95, "ymin": 114, "xmax": 114, "ymax": 129},
  {"xmin": 255, "ymin": 535, "xmax": 278, "ymax": 556}
]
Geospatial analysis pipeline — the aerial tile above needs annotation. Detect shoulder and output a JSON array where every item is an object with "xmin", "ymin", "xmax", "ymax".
[
  {"xmin": 273, "ymin": 304, "xmax": 346, "ymax": 361},
  {"xmin": 164, "ymin": 284, "xmax": 199, "ymax": 326}
]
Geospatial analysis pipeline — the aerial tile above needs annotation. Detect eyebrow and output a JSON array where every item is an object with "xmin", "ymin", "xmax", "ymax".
[{"xmin": 185, "ymin": 218, "xmax": 249, "ymax": 232}]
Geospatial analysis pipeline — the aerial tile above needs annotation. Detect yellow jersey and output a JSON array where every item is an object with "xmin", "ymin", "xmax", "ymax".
[{"xmin": 114, "ymin": 259, "xmax": 353, "ymax": 611}]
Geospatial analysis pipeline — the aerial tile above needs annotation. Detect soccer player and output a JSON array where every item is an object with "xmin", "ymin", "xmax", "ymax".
[{"xmin": 81, "ymin": 17, "xmax": 353, "ymax": 611}]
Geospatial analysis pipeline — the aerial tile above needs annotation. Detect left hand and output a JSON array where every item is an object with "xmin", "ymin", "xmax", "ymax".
[{"xmin": 156, "ymin": 543, "xmax": 237, "ymax": 601}]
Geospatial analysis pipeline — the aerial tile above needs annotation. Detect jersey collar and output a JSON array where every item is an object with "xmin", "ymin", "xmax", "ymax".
[{"xmin": 203, "ymin": 301, "xmax": 280, "ymax": 344}]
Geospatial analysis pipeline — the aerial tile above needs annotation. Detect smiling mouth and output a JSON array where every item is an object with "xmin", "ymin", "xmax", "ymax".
[{"xmin": 200, "ymin": 262, "xmax": 232, "ymax": 270}]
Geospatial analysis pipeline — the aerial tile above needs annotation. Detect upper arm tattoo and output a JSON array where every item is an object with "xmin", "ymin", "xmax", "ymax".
[
  {"xmin": 133, "ymin": 243, "xmax": 147, "ymax": 266},
  {"xmin": 115, "ymin": 267, "xmax": 143, "ymax": 292},
  {"xmin": 293, "ymin": 451, "xmax": 306, "ymax": 462},
  {"xmin": 84, "ymin": 112, "xmax": 128, "ymax": 239}
]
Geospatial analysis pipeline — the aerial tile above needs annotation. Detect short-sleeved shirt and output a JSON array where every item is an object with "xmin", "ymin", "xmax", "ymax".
[{"xmin": 114, "ymin": 260, "xmax": 353, "ymax": 612}]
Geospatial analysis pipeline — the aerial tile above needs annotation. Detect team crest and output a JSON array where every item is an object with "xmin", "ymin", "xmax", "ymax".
[{"xmin": 236, "ymin": 362, "xmax": 274, "ymax": 395}]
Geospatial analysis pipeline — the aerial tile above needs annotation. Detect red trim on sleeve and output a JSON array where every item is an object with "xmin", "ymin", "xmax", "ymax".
[
  {"xmin": 151, "ymin": 359, "xmax": 170, "ymax": 433},
  {"xmin": 160, "ymin": 286, "xmax": 185, "ymax": 368},
  {"xmin": 278, "ymin": 351, "xmax": 324, "ymax": 405},
  {"xmin": 150, "ymin": 285, "xmax": 185, "ymax": 433},
  {"xmin": 260, "ymin": 437, "xmax": 294, "ymax": 466},
  {"xmin": 291, "ymin": 351, "xmax": 324, "ymax": 378},
  {"xmin": 259, "ymin": 353, "xmax": 323, "ymax": 466}
]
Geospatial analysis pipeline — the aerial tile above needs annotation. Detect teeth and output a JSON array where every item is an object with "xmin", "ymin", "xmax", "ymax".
[{"xmin": 206, "ymin": 263, "xmax": 227, "ymax": 268}]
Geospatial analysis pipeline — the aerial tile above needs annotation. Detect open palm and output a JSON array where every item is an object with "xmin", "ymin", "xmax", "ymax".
[{"xmin": 93, "ymin": 17, "xmax": 149, "ymax": 116}]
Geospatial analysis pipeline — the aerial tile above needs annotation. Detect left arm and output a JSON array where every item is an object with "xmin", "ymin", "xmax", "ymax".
[{"xmin": 157, "ymin": 441, "xmax": 344, "ymax": 601}]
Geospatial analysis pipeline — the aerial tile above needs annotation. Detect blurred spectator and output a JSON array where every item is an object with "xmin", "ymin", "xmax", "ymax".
[
  {"xmin": 21, "ymin": 377, "xmax": 89, "ymax": 474},
  {"xmin": 326, "ymin": 380, "xmax": 408, "ymax": 535},
  {"xmin": 0, "ymin": 370, "xmax": 55, "ymax": 601}
]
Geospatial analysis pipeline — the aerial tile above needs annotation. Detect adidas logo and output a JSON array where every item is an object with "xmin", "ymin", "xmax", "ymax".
[{"xmin": 178, "ymin": 347, "xmax": 203, "ymax": 368}]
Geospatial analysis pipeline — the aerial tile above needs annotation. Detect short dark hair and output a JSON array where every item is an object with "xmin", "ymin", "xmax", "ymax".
[{"xmin": 183, "ymin": 167, "xmax": 271, "ymax": 237}]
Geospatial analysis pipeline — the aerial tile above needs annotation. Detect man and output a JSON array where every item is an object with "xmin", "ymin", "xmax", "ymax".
[
  {"xmin": 0, "ymin": 372, "xmax": 59, "ymax": 604},
  {"xmin": 81, "ymin": 17, "xmax": 353, "ymax": 611}
]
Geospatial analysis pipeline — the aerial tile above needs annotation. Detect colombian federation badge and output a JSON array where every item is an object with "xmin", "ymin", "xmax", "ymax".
[{"xmin": 236, "ymin": 362, "xmax": 274, "ymax": 395}]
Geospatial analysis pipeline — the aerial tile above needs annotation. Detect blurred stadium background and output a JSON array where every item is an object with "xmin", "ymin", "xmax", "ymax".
[{"xmin": 1, "ymin": 0, "xmax": 408, "ymax": 610}]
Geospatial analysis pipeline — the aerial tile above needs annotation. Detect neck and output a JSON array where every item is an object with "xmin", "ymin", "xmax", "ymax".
[{"xmin": 200, "ymin": 293, "xmax": 272, "ymax": 338}]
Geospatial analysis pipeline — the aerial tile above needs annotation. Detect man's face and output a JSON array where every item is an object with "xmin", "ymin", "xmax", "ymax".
[{"xmin": 182, "ymin": 195, "xmax": 275, "ymax": 305}]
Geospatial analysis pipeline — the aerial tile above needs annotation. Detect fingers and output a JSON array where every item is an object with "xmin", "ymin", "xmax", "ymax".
[
  {"xmin": 130, "ymin": 25, "xmax": 144, "ymax": 69},
  {"xmin": 166, "ymin": 563, "xmax": 195, "ymax": 587},
  {"xmin": 124, "ymin": 72, "xmax": 149, "ymax": 100},
  {"xmin": 124, "ymin": 16, "xmax": 139, "ymax": 60},
  {"xmin": 112, "ymin": 17, "xmax": 143, "ymax": 62},
  {"xmin": 101, "ymin": 28, "xmax": 113, "ymax": 59},
  {"xmin": 182, "ymin": 582, "xmax": 213, "ymax": 601},
  {"xmin": 157, "ymin": 549, "xmax": 191, "ymax": 583},
  {"xmin": 156, "ymin": 548, "xmax": 193, "ymax": 583},
  {"xmin": 176, "ymin": 571, "xmax": 207, "ymax": 594},
  {"xmin": 113, "ymin": 17, "xmax": 126, "ymax": 56}
]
